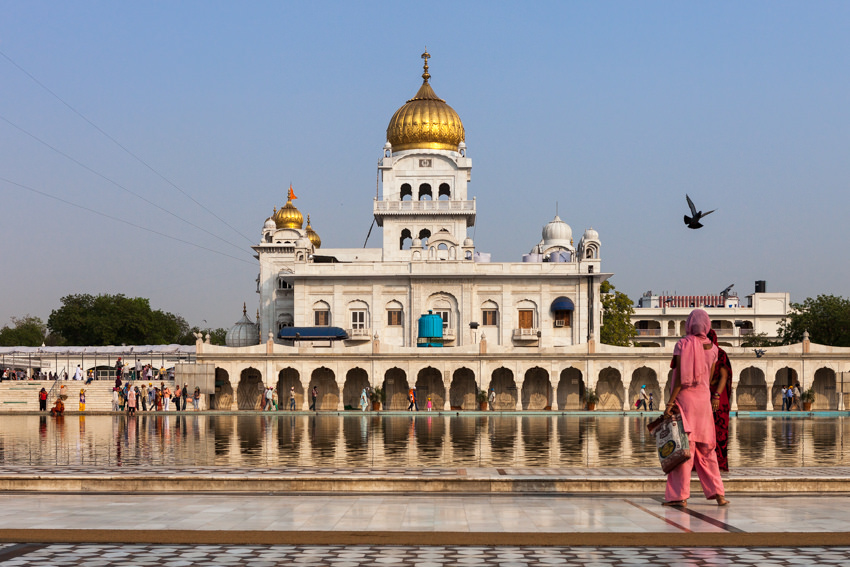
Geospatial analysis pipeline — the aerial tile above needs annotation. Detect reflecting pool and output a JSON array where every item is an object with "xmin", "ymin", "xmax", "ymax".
[{"xmin": 0, "ymin": 414, "xmax": 846, "ymax": 468}]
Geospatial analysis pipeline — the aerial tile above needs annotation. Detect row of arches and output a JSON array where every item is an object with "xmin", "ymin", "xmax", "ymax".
[
  {"xmin": 213, "ymin": 365, "xmax": 845, "ymax": 412},
  {"xmin": 400, "ymin": 182, "xmax": 451, "ymax": 201}
]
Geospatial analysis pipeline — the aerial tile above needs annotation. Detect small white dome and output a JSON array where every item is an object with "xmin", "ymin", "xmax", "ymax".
[
  {"xmin": 583, "ymin": 227, "xmax": 599, "ymax": 240},
  {"xmin": 225, "ymin": 307, "xmax": 260, "ymax": 348},
  {"xmin": 541, "ymin": 215, "xmax": 573, "ymax": 250},
  {"xmin": 411, "ymin": 237, "xmax": 422, "ymax": 248},
  {"xmin": 463, "ymin": 236, "xmax": 474, "ymax": 247},
  {"xmin": 384, "ymin": 141, "xmax": 392, "ymax": 149},
  {"xmin": 458, "ymin": 141, "xmax": 467, "ymax": 149},
  {"xmin": 264, "ymin": 217, "xmax": 277, "ymax": 230}
]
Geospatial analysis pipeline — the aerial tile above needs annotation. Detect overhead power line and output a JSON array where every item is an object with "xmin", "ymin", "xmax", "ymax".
[
  {"xmin": 0, "ymin": 48, "xmax": 256, "ymax": 245},
  {"xmin": 0, "ymin": 176, "xmax": 256, "ymax": 267},
  {"xmin": 0, "ymin": 113, "xmax": 251, "ymax": 257}
]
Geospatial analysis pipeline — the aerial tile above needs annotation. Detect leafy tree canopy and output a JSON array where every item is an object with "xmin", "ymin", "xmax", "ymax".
[
  {"xmin": 47, "ymin": 294, "xmax": 190, "ymax": 346},
  {"xmin": 0, "ymin": 315, "xmax": 49, "ymax": 347},
  {"xmin": 778, "ymin": 294, "xmax": 850, "ymax": 347},
  {"xmin": 600, "ymin": 280, "xmax": 637, "ymax": 347}
]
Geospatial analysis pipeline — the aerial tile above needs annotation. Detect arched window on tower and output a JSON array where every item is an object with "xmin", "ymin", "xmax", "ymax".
[
  {"xmin": 418, "ymin": 183, "xmax": 432, "ymax": 201},
  {"xmin": 419, "ymin": 229, "xmax": 431, "ymax": 249},
  {"xmin": 400, "ymin": 183, "xmax": 412, "ymax": 201},
  {"xmin": 438, "ymin": 183, "xmax": 451, "ymax": 200},
  {"xmin": 400, "ymin": 228, "xmax": 412, "ymax": 250}
]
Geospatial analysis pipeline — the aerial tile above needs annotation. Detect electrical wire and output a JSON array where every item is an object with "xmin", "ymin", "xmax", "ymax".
[
  {"xmin": 0, "ymin": 113, "xmax": 252, "ymax": 257},
  {"xmin": 0, "ymin": 176, "xmax": 255, "ymax": 266},
  {"xmin": 0, "ymin": 48, "xmax": 256, "ymax": 245}
]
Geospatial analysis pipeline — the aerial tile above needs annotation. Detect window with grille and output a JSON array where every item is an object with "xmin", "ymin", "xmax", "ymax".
[
  {"xmin": 387, "ymin": 309, "xmax": 402, "ymax": 326},
  {"xmin": 554, "ymin": 311, "xmax": 571, "ymax": 327},
  {"xmin": 435, "ymin": 309, "xmax": 450, "ymax": 330},
  {"xmin": 314, "ymin": 310, "xmax": 330, "ymax": 326},
  {"xmin": 482, "ymin": 309, "xmax": 498, "ymax": 326},
  {"xmin": 351, "ymin": 310, "xmax": 366, "ymax": 329}
]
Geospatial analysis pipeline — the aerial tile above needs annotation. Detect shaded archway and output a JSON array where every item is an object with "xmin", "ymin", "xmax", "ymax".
[
  {"xmin": 522, "ymin": 367, "xmax": 551, "ymax": 410},
  {"xmin": 309, "ymin": 367, "xmax": 339, "ymax": 410},
  {"xmin": 738, "ymin": 367, "xmax": 767, "ymax": 410},
  {"xmin": 557, "ymin": 368, "xmax": 584, "ymax": 410},
  {"xmin": 628, "ymin": 367, "xmax": 660, "ymax": 411},
  {"xmin": 449, "ymin": 367, "xmax": 476, "ymax": 410},
  {"xmin": 488, "ymin": 367, "xmax": 517, "ymax": 410},
  {"xmin": 277, "ymin": 368, "xmax": 302, "ymax": 410},
  {"xmin": 813, "ymin": 368, "xmax": 837, "ymax": 410},
  {"xmin": 342, "ymin": 367, "xmax": 370, "ymax": 410},
  {"xmin": 236, "ymin": 367, "xmax": 263, "ymax": 410},
  {"xmin": 596, "ymin": 367, "xmax": 624, "ymax": 410},
  {"xmin": 416, "ymin": 367, "xmax": 446, "ymax": 410},
  {"xmin": 383, "ymin": 367, "xmax": 409, "ymax": 410},
  {"xmin": 214, "ymin": 368, "xmax": 233, "ymax": 410},
  {"xmin": 772, "ymin": 367, "xmax": 798, "ymax": 409}
]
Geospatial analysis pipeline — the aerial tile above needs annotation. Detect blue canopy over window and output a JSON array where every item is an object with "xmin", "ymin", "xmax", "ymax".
[
  {"xmin": 278, "ymin": 327, "xmax": 349, "ymax": 341},
  {"xmin": 551, "ymin": 297, "xmax": 575, "ymax": 312}
]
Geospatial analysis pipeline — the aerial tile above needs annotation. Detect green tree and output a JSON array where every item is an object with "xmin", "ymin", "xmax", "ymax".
[
  {"xmin": 599, "ymin": 280, "xmax": 637, "ymax": 346},
  {"xmin": 778, "ymin": 294, "xmax": 850, "ymax": 347},
  {"xmin": 741, "ymin": 332, "xmax": 780, "ymax": 348},
  {"xmin": 47, "ymin": 294, "xmax": 190, "ymax": 345},
  {"xmin": 0, "ymin": 315, "xmax": 48, "ymax": 346}
]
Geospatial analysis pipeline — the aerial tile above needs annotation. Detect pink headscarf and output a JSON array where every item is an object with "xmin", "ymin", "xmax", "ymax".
[{"xmin": 678, "ymin": 309, "xmax": 712, "ymax": 387}]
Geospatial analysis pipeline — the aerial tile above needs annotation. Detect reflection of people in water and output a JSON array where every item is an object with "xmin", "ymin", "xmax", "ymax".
[{"xmin": 50, "ymin": 398, "xmax": 65, "ymax": 416}]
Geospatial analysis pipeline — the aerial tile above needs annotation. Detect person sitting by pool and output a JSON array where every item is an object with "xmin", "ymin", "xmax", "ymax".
[{"xmin": 50, "ymin": 398, "xmax": 65, "ymax": 417}]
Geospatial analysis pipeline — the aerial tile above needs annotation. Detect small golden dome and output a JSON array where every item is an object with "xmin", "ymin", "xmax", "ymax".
[
  {"xmin": 386, "ymin": 51, "xmax": 465, "ymax": 152},
  {"xmin": 305, "ymin": 214, "xmax": 321, "ymax": 249},
  {"xmin": 273, "ymin": 186, "xmax": 303, "ymax": 229}
]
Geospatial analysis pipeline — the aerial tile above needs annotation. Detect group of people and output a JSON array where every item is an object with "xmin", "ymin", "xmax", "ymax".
[
  {"xmin": 262, "ymin": 385, "xmax": 321, "ymax": 411},
  {"xmin": 635, "ymin": 386, "xmax": 654, "ymax": 411},
  {"xmin": 780, "ymin": 384, "xmax": 803, "ymax": 411},
  {"xmin": 113, "ymin": 376, "xmax": 201, "ymax": 413}
]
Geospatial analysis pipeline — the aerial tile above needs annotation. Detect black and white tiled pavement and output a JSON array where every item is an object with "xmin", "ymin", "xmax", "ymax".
[{"xmin": 1, "ymin": 544, "xmax": 849, "ymax": 566}]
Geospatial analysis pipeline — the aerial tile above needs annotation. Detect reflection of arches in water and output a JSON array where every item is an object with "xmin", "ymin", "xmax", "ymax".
[
  {"xmin": 214, "ymin": 368, "xmax": 233, "ymax": 410},
  {"xmin": 556, "ymin": 416, "xmax": 587, "ymax": 465},
  {"xmin": 213, "ymin": 413, "xmax": 234, "ymax": 455},
  {"xmin": 771, "ymin": 367, "xmax": 798, "ymax": 409},
  {"xmin": 557, "ymin": 368, "xmax": 584, "ymax": 410},
  {"xmin": 277, "ymin": 414, "xmax": 302, "ymax": 453},
  {"xmin": 596, "ymin": 367, "xmax": 623, "ymax": 410},
  {"xmin": 737, "ymin": 367, "xmax": 767, "ymax": 410},
  {"xmin": 237, "ymin": 415, "xmax": 263, "ymax": 454},
  {"xmin": 522, "ymin": 416, "xmax": 550, "ymax": 461},
  {"xmin": 450, "ymin": 413, "xmax": 479, "ymax": 459},
  {"xmin": 628, "ymin": 367, "xmax": 659, "ymax": 410},
  {"xmin": 489, "ymin": 367, "xmax": 516, "ymax": 410},
  {"xmin": 236, "ymin": 368, "xmax": 263, "ymax": 410},
  {"xmin": 522, "ymin": 367, "xmax": 551, "ymax": 410},
  {"xmin": 813, "ymin": 367, "xmax": 837, "ymax": 410},
  {"xmin": 489, "ymin": 415, "xmax": 517, "ymax": 457},
  {"xmin": 594, "ymin": 416, "xmax": 624, "ymax": 465},
  {"xmin": 308, "ymin": 415, "xmax": 341, "ymax": 462},
  {"xmin": 383, "ymin": 368, "xmax": 409, "ymax": 410},
  {"xmin": 342, "ymin": 367, "xmax": 370, "ymax": 409},
  {"xmin": 735, "ymin": 417, "xmax": 767, "ymax": 461},
  {"xmin": 309, "ymin": 367, "xmax": 339, "ymax": 410},
  {"xmin": 342, "ymin": 414, "xmax": 370, "ymax": 455},
  {"xmin": 416, "ymin": 367, "xmax": 446, "ymax": 410},
  {"xmin": 277, "ymin": 368, "xmax": 302, "ymax": 410},
  {"xmin": 449, "ymin": 367, "xmax": 476, "ymax": 410},
  {"xmin": 381, "ymin": 416, "xmax": 411, "ymax": 457},
  {"xmin": 414, "ymin": 415, "xmax": 445, "ymax": 461}
]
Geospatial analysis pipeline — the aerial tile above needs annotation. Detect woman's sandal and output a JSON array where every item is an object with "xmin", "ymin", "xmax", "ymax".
[
  {"xmin": 661, "ymin": 500, "xmax": 687, "ymax": 507},
  {"xmin": 714, "ymin": 495, "xmax": 730, "ymax": 506}
]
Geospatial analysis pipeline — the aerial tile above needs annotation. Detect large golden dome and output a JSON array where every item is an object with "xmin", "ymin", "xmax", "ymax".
[
  {"xmin": 386, "ymin": 51, "xmax": 465, "ymax": 152},
  {"xmin": 305, "ymin": 214, "xmax": 321, "ymax": 249},
  {"xmin": 273, "ymin": 186, "xmax": 303, "ymax": 229}
]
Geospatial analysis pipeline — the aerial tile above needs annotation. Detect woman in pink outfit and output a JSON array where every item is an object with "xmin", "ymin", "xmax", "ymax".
[{"xmin": 663, "ymin": 309, "xmax": 729, "ymax": 507}]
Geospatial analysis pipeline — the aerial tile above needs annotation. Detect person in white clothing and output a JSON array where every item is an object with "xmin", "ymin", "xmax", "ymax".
[{"xmin": 73, "ymin": 365, "xmax": 83, "ymax": 381}]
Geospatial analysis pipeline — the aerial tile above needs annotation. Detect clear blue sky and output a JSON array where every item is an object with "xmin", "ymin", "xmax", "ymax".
[{"xmin": 1, "ymin": 1, "xmax": 848, "ymax": 332}]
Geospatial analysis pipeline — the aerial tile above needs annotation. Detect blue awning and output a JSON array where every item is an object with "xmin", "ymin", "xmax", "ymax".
[
  {"xmin": 278, "ymin": 327, "xmax": 349, "ymax": 341},
  {"xmin": 551, "ymin": 297, "xmax": 575, "ymax": 312}
]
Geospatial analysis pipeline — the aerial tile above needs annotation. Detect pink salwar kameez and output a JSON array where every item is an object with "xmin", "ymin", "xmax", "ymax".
[{"xmin": 665, "ymin": 309, "xmax": 726, "ymax": 503}]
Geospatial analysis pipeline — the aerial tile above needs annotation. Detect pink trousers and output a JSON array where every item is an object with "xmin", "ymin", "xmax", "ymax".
[{"xmin": 665, "ymin": 441, "xmax": 725, "ymax": 501}]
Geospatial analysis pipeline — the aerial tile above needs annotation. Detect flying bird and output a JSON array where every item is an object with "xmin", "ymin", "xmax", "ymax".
[{"xmin": 684, "ymin": 194, "xmax": 716, "ymax": 229}]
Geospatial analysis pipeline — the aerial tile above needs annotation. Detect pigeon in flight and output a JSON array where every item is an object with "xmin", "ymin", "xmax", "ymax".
[{"xmin": 684, "ymin": 194, "xmax": 716, "ymax": 229}]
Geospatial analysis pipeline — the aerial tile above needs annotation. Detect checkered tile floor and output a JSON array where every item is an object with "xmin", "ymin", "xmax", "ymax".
[{"xmin": 1, "ymin": 544, "xmax": 848, "ymax": 566}]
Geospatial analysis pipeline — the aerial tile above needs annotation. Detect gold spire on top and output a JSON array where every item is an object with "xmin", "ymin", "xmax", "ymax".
[
  {"xmin": 386, "ymin": 50, "xmax": 465, "ymax": 152},
  {"xmin": 305, "ymin": 214, "xmax": 322, "ymax": 249},
  {"xmin": 273, "ymin": 184, "xmax": 303, "ymax": 229}
]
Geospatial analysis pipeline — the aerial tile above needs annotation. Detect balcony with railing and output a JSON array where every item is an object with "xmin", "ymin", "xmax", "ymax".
[
  {"xmin": 635, "ymin": 329, "xmax": 662, "ymax": 336},
  {"xmin": 346, "ymin": 327, "xmax": 372, "ymax": 341},
  {"xmin": 513, "ymin": 328, "xmax": 540, "ymax": 341},
  {"xmin": 374, "ymin": 199, "xmax": 475, "ymax": 214}
]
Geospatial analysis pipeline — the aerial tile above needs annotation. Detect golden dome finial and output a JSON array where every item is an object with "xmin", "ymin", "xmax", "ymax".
[
  {"xmin": 421, "ymin": 49, "xmax": 430, "ymax": 84},
  {"xmin": 242, "ymin": 302, "xmax": 247, "ymax": 315}
]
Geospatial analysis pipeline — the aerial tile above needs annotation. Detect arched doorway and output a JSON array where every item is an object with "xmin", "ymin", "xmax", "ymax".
[
  {"xmin": 309, "ymin": 367, "xmax": 339, "ymax": 410},
  {"xmin": 488, "ymin": 367, "xmax": 517, "ymax": 410},
  {"xmin": 416, "ymin": 367, "xmax": 446, "ymax": 410},
  {"xmin": 277, "ymin": 368, "xmax": 301, "ymax": 411},
  {"xmin": 236, "ymin": 368, "xmax": 263, "ymax": 410},
  {"xmin": 557, "ymin": 368, "xmax": 584, "ymax": 410},
  {"xmin": 738, "ymin": 367, "xmax": 767, "ymax": 410},
  {"xmin": 522, "ymin": 367, "xmax": 551, "ymax": 410},
  {"xmin": 629, "ymin": 367, "xmax": 659, "ymax": 410},
  {"xmin": 342, "ymin": 367, "xmax": 369, "ymax": 410},
  {"xmin": 596, "ymin": 367, "xmax": 623, "ymax": 410},
  {"xmin": 449, "ymin": 367, "xmax": 476, "ymax": 410},
  {"xmin": 772, "ymin": 367, "xmax": 798, "ymax": 409},
  {"xmin": 214, "ymin": 368, "xmax": 233, "ymax": 410},
  {"xmin": 813, "ymin": 368, "xmax": 837, "ymax": 410},
  {"xmin": 383, "ymin": 367, "xmax": 409, "ymax": 410}
]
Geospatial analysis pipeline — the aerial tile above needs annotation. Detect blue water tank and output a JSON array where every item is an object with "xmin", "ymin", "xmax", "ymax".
[{"xmin": 417, "ymin": 310, "xmax": 444, "ymax": 348}]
